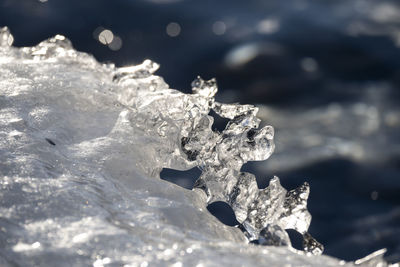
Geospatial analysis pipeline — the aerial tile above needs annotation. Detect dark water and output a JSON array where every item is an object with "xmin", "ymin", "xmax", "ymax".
[{"xmin": 1, "ymin": 0, "xmax": 399, "ymax": 262}]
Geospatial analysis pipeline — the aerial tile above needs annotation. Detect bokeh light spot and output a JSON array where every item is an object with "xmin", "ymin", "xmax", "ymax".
[
  {"xmin": 212, "ymin": 21, "xmax": 226, "ymax": 35},
  {"xmin": 98, "ymin": 29, "xmax": 114, "ymax": 45},
  {"xmin": 300, "ymin": 57, "xmax": 318, "ymax": 72},
  {"xmin": 166, "ymin": 22, "xmax": 181, "ymax": 37},
  {"xmin": 257, "ymin": 18, "xmax": 279, "ymax": 34},
  {"xmin": 371, "ymin": 191, "xmax": 379, "ymax": 200},
  {"xmin": 108, "ymin": 36, "xmax": 123, "ymax": 51}
]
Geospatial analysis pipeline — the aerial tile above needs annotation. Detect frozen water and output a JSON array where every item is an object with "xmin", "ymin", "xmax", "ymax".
[{"xmin": 0, "ymin": 27, "xmax": 397, "ymax": 266}]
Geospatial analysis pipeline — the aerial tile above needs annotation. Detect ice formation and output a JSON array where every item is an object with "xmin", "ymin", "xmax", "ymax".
[{"xmin": 0, "ymin": 26, "xmax": 397, "ymax": 266}]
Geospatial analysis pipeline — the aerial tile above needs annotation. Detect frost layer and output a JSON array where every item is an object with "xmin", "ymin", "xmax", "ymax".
[{"xmin": 0, "ymin": 27, "xmax": 394, "ymax": 266}]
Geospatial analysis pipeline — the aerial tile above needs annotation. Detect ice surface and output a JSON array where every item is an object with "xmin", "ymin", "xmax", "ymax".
[{"xmin": 0, "ymin": 26, "xmax": 397, "ymax": 266}]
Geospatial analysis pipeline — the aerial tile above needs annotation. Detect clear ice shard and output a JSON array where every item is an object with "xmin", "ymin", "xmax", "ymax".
[
  {"xmin": 0, "ymin": 26, "xmax": 13, "ymax": 47},
  {"xmin": 1, "ymin": 26, "xmax": 397, "ymax": 266},
  {"xmin": 183, "ymin": 78, "xmax": 322, "ymax": 253}
]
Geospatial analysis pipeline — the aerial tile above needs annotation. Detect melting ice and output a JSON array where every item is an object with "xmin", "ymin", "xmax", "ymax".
[{"xmin": 0, "ymin": 27, "xmax": 397, "ymax": 266}]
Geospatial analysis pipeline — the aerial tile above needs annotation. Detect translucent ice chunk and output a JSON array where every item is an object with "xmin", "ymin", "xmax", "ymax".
[
  {"xmin": 2, "ymin": 27, "xmax": 397, "ymax": 266},
  {"xmin": 0, "ymin": 26, "xmax": 14, "ymax": 47},
  {"xmin": 355, "ymin": 249, "xmax": 399, "ymax": 267},
  {"xmin": 1, "ymin": 27, "xmax": 318, "ymax": 254}
]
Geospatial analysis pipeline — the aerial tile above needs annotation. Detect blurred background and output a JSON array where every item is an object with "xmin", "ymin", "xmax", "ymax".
[{"xmin": 1, "ymin": 0, "xmax": 399, "ymax": 262}]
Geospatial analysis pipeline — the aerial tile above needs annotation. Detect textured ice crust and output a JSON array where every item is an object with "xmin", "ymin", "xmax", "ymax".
[{"xmin": 0, "ymin": 27, "xmax": 396, "ymax": 266}]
